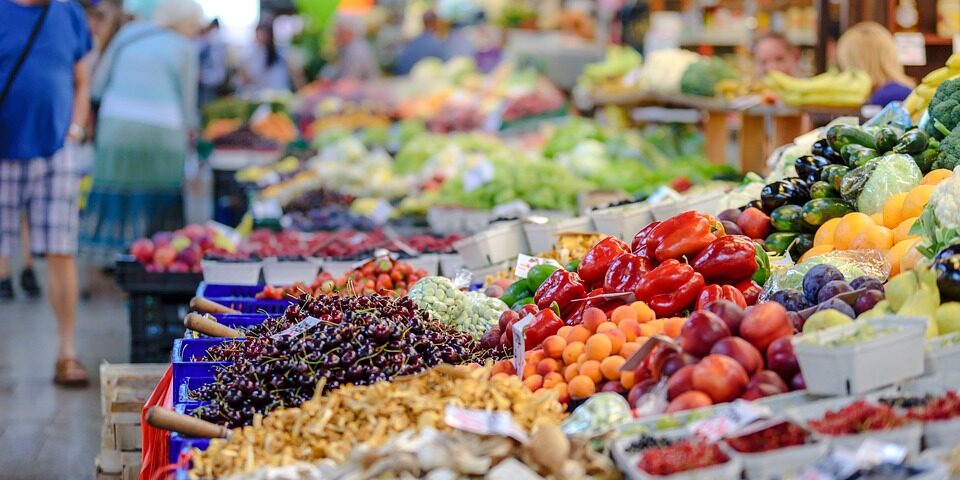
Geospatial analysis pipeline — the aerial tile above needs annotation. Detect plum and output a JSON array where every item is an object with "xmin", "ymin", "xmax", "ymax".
[
  {"xmin": 853, "ymin": 289, "xmax": 885, "ymax": 315},
  {"xmin": 817, "ymin": 280, "xmax": 853, "ymax": 303},
  {"xmin": 816, "ymin": 297, "xmax": 856, "ymax": 318},
  {"xmin": 720, "ymin": 220, "xmax": 743, "ymax": 236},
  {"xmin": 769, "ymin": 289, "xmax": 811, "ymax": 312},
  {"xmin": 718, "ymin": 208, "xmax": 742, "ymax": 223},
  {"xmin": 701, "ymin": 300, "xmax": 745, "ymax": 334},
  {"xmin": 850, "ymin": 276, "xmax": 884, "ymax": 293},
  {"xmin": 802, "ymin": 264, "xmax": 845, "ymax": 303}
]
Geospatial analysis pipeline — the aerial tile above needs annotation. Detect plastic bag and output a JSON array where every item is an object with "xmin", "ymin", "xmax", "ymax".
[
  {"xmin": 763, "ymin": 249, "xmax": 890, "ymax": 298},
  {"xmin": 455, "ymin": 292, "xmax": 507, "ymax": 339},
  {"xmin": 634, "ymin": 379, "xmax": 670, "ymax": 417},
  {"xmin": 562, "ymin": 393, "xmax": 633, "ymax": 438},
  {"xmin": 863, "ymin": 101, "xmax": 912, "ymax": 130},
  {"xmin": 140, "ymin": 366, "xmax": 173, "ymax": 480}
]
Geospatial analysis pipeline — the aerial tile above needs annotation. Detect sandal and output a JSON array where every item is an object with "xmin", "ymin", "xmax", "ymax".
[{"xmin": 54, "ymin": 358, "xmax": 89, "ymax": 386}]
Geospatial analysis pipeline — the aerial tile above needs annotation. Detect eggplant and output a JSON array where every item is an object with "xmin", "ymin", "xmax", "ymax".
[
  {"xmin": 746, "ymin": 199, "xmax": 763, "ymax": 211},
  {"xmin": 934, "ymin": 245, "xmax": 960, "ymax": 302},
  {"xmin": 811, "ymin": 138, "xmax": 843, "ymax": 164},
  {"xmin": 760, "ymin": 181, "xmax": 803, "ymax": 213},
  {"xmin": 784, "ymin": 177, "xmax": 812, "ymax": 203},
  {"xmin": 794, "ymin": 155, "xmax": 832, "ymax": 181}
]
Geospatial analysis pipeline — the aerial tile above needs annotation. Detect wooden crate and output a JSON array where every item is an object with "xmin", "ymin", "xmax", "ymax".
[{"xmin": 100, "ymin": 363, "xmax": 167, "ymax": 415}]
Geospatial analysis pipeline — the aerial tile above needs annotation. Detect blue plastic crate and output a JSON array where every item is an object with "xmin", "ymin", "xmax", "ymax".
[
  {"xmin": 169, "ymin": 403, "xmax": 212, "ymax": 463},
  {"xmin": 204, "ymin": 297, "xmax": 292, "ymax": 315},
  {"xmin": 183, "ymin": 313, "xmax": 270, "ymax": 338},
  {"xmin": 196, "ymin": 282, "xmax": 263, "ymax": 299},
  {"xmin": 171, "ymin": 338, "xmax": 233, "ymax": 390},
  {"xmin": 175, "ymin": 375, "xmax": 214, "ymax": 405}
]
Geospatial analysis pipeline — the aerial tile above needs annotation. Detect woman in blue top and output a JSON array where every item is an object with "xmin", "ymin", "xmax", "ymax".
[
  {"xmin": 80, "ymin": 0, "xmax": 202, "ymax": 267},
  {"xmin": 837, "ymin": 22, "xmax": 916, "ymax": 107}
]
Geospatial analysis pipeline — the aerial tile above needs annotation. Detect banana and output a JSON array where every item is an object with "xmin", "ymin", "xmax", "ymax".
[
  {"xmin": 916, "ymin": 84, "xmax": 937, "ymax": 100},
  {"xmin": 903, "ymin": 91, "xmax": 921, "ymax": 112},
  {"xmin": 921, "ymin": 67, "xmax": 954, "ymax": 85},
  {"xmin": 947, "ymin": 53, "xmax": 960, "ymax": 70}
]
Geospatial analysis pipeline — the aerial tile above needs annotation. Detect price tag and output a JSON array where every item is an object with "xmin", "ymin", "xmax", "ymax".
[
  {"xmin": 462, "ymin": 160, "xmax": 495, "ymax": 193},
  {"xmin": 444, "ymin": 405, "xmax": 529, "ymax": 443},
  {"xmin": 514, "ymin": 254, "xmax": 563, "ymax": 278},
  {"xmin": 620, "ymin": 335, "xmax": 678, "ymax": 372},
  {"xmin": 893, "ymin": 32, "xmax": 926, "ymax": 66},
  {"xmin": 250, "ymin": 199, "xmax": 283, "ymax": 219},
  {"xmin": 272, "ymin": 315, "xmax": 322, "ymax": 339},
  {"xmin": 855, "ymin": 439, "xmax": 907, "ymax": 467},
  {"xmin": 803, "ymin": 446, "xmax": 861, "ymax": 480},
  {"xmin": 689, "ymin": 400, "xmax": 772, "ymax": 442},
  {"xmin": 250, "ymin": 103, "xmax": 272, "ymax": 124},
  {"xmin": 512, "ymin": 314, "xmax": 536, "ymax": 377}
]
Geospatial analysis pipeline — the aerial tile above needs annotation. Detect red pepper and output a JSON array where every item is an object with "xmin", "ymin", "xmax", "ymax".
[
  {"xmin": 631, "ymin": 221, "xmax": 663, "ymax": 259},
  {"xmin": 603, "ymin": 253, "xmax": 653, "ymax": 293},
  {"xmin": 695, "ymin": 284, "xmax": 747, "ymax": 310},
  {"xmin": 523, "ymin": 308, "xmax": 564, "ymax": 350},
  {"xmin": 653, "ymin": 211, "xmax": 722, "ymax": 263},
  {"xmin": 534, "ymin": 269, "xmax": 586, "ymax": 312},
  {"xmin": 690, "ymin": 235, "xmax": 759, "ymax": 284},
  {"xmin": 735, "ymin": 279, "xmax": 763, "ymax": 305},
  {"xmin": 578, "ymin": 236, "xmax": 629, "ymax": 284},
  {"xmin": 633, "ymin": 259, "xmax": 705, "ymax": 317}
]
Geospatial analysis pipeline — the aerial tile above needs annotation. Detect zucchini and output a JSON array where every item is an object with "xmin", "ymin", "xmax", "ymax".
[
  {"xmin": 840, "ymin": 144, "xmax": 878, "ymax": 167},
  {"xmin": 825, "ymin": 125, "xmax": 876, "ymax": 151},
  {"xmin": 913, "ymin": 148, "xmax": 938, "ymax": 173},
  {"xmin": 770, "ymin": 204, "xmax": 805, "ymax": 232},
  {"xmin": 764, "ymin": 232, "xmax": 800, "ymax": 255},
  {"xmin": 892, "ymin": 129, "xmax": 929, "ymax": 155},
  {"xmin": 809, "ymin": 181, "xmax": 839, "ymax": 199},
  {"xmin": 820, "ymin": 164, "xmax": 850, "ymax": 191},
  {"xmin": 874, "ymin": 127, "xmax": 899, "ymax": 153},
  {"xmin": 788, "ymin": 234, "xmax": 815, "ymax": 262},
  {"xmin": 802, "ymin": 198, "xmax": 855, "ymax": 226}
]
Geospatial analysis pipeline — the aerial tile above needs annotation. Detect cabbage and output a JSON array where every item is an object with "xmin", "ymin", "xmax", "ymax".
[{"xmin": 857, "ymin": 153, "xmax": 922, "ymax": 214}]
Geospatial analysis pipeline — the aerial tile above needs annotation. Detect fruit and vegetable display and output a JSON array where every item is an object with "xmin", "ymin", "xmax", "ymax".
[
  {"xmin": 903, "ymin": 53, "xmax": 960, "ymax": 122},
  {"xmin": 189, "ymin": 365, "xmax": 567, "ymax": 477},
  {"xmin": 408, "ymin": 276, "xmax": 509, "ymax": 338},
  {"xmin": 725, "ymin": 421, "xmax": 812, "ymax": 453},
  {"xmin": 806, "ymin": 400, "xmax": 909, "ymax": 435},
  {"xmin": 127, "ymin": 224, "xmax": 236, "ymax": 272},
  {"xmin": 636, "ymin": 440, "xmax": 730, "ymax": 476},
  {"xmin": 255, "ymin": 257, "xmax": 427, "ymax": 299},
  {"xmin": 245, "ymin": 229, "xmax": 462, "ymax": 260}
]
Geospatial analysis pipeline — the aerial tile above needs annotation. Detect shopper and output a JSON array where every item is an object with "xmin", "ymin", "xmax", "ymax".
[
  {"xmin": 80, "ymin": 0, "xmax": 202, "ymax": 267},
  {"xmin": 0, "ymin": 0, "xmax": 92, "ymax": 384},
  {"xmin": 752, "ymin": 32, "xmax": 800, "ymax": 77},
  {"xmin": 197, "ymin": 18, "xmax": 228, "ymax": 105},
  {"xmin": 241, "ymin": 22, "xmax": 295, "ymax": 92},
  {"xmin": 443, "ymin": 21, "xmax": 476, "ymax": 61},
  {"xmin": 327, "ymin": 16, "xmax": 380, "ymax": 81},
  {"xmin": 394, "ymin": 11, "xmax": 445, "ymax": 75},
  {"xmin": 837, "ymin": 22, "xmax": 916, "ymax": 107}
]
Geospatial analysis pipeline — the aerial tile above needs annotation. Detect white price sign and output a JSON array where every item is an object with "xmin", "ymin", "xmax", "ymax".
[
  {"xmin": 512, "ymin": 314, "xmax": 535, "ymax": 377},
  {"xmin": 513, "ymin": 254, "xmax": 562, "ymax": 278}
]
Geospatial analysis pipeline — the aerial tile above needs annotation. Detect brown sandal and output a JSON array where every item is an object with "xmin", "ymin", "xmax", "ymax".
[{"xmin": 54, "ymin": 358, "xmax": 89, "ymax": 386}]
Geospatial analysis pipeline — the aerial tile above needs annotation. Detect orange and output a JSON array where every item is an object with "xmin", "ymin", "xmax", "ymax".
[
  {"xmin": 814, "ymin": 217, "xmax": 842, "ymax": 247},
  {"xmin": 834, "ymin": 213, "xmax": 877, "ymax": 250},
  {"xmin": 922, "ymin": 169, "xmax": 953, "ymax": 186},
  {"xmin": 556, "ymin": 326, "xmax": 572, "ymax": 340},
  {"xmin": 799, "ymin": 244, "xmax": 835, "ymax": 263},
  {"xmin": 579, "ymin": 360, "xmax": 603, "ymax": 383},
  {"xmin": 536, "ymin": 358, "xmax": 561, "ymax": 376},
  {"xmin": 630, "ymin": 301, "xmax": 656, "ymax": 323},
  {"xmin": 638, "ymin": 323, "xmax": 657, "ymax": 337},
  {"xmin": 568, "ymin": 375, "xmax": 596, "ymax": 398},
  {"xmin": 893, "ymin": 217, "xmax": 919, "ymax": 243},
  {"xmin": 566, "ymin": 326, "xmax": 591, "ymax": 344},
  {"xmin": 582, "ymin": 308, "xmax": 607, "ymax": 333},
  {"xmin": 882, "ymin": 192, "xmax": 909, "ymax": 228},
  {"xmin": 562, "ymin": 341, "xmax": 585, "ymax": 365},
  {"xmin": 576, "ymin": 353, "xmax": 588, "ymax": 365},
  {"xmin": 620, "ymin": 341, "xmax": 642, "ymax": 359},
  {"xmin": 596, "ymin": 321, "xmax": 618, "ymax": 334},
  {"xmin": 605, "ymin": 328, "xmax": 626, "ymax": 354},
  {"xmin": 848, "ymin": 225, "xmax": 894, "ymax": 251},
  {"xmin": 522, "ymin": 361, "xmax": 537, "ymax": 379},
  {"xmin": 902, "ymin": 185, "xmax": 935, "ymax": 219},
  {"xmin": 552, "ymin": 382, "xmax": 570, "ymax": 403},
  {"xmin": 619, "ymin": 319, "xmax": 641, "ymax": 341},
  {"xmin": 600, "ymin": 355, "xmax": 627, "ymax": 380},
  {"xmin": 620, "ymin": 370, "xmax": 638, "ymax": 389},
  {"xmin": 522, "ymin": 374, "xmax": 543, "ymax": 391},
  {"xmin": 899, "ymin": 238, "xmax": 926, "ymax": 273},
  {"xmin": 663, "ymin": 317, "xmax": 687, "ymax": 338},
  {"xmin": 585, "ymin": 334, "xmax": 613, "ymax": 360},
  {"xmin": 563, "ymin": 363, "xmax": 580, "ymax": 382},
  {"xmin": 542, "ymin": 372, "xmax": 564, "ymax": 389},
  {"xmin": 885, "ymin": 238, "xmax": 918, "ymax": 277},
  {"xmin": 611, "ymin": 305, "xmax": 638, "ymax": 325},
  {"xmin": 542, "ymin": 335, "xmax": 567, "ymax": 359}
]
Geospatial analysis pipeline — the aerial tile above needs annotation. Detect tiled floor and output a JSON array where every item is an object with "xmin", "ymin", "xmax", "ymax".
[{"xmin": 0, "ymin": 266, "xmax": 129, "ymax": 480}]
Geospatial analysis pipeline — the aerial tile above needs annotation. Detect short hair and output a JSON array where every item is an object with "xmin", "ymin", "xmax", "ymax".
[
  {"xmin": 153, "ymin": 0, "xmax": 204, "ymax": 31},
  {"xmin": 752, "ymin": 31, "xmax": 793, "ymax": 53}
]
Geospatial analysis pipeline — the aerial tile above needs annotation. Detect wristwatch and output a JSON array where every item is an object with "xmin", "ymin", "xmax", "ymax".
[{"xmin": 68, "ymin": 123, "xmax": 85, "ymax": 140}]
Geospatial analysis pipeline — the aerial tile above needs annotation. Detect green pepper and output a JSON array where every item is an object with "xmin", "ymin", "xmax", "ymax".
[
  {"xmin": 526, "ymin": 264, "xmax": 560, "ymax": 292},
  {"xmin": 565, "ymin": 258, "xmax": 581, "ymax": 272},
  {"xmin": 500, "ymin": 281, "xmax": 532, "ymax": 308},
  {"xmin": 752, "ymin": 242, "xmax": 770, "ymax": 286},
  {"xmin": 511, "ymin": 296, "xmax": 535, "ymax": 312}
]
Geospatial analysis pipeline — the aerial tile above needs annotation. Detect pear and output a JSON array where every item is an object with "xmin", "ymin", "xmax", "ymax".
[
  {"xmin": 858, "ymin": 300, "xmax": 892, "ymax": 320},
  {"xmin": 803, "ymin": 310, "xmax": 855, "ymax": 334},
  {"xmin": 936, "ymin": 302, "xmax": 960, "ymax": 335},
  {"xmin": 897, "ymin": 269, "xmax": 941, "ymax": 338},
  {"xmin": 886, "ymin": 271, "xmax": 919, "ymax": 312}
]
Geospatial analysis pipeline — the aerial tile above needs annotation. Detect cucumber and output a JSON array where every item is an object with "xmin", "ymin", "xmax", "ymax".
[
  {"xmin": 788, "ymin": 234, "xmax": 815, "ymax": 261},
  {"xmin": 802, "ymin": 198, "xmax": 855, "ymax": 227},
  {"xmin": 501, "ymin": 281, "xmax": 532, "ymax": 308},
  {"xmin": 825, "ymin": 125, "xmax": 876, "ymax": 151},
  {"xmin": 892, "ymin": 129, "xmax": 929, "ymax": 155},
  {"xmin": 840, "ymin": 144, "xmax": 878, "ymax": 167},
  {"xmin": 809, "ymin": 181, "xmax": 839, "ymax": 199},
  {"xmin": 913, "ymin": 148, "xmax": 938, "ymax": 173},
  {"xmin": 874, "ymin": 127, "xmax": 899, "ymax": 153},
  {"xmin": 820, "ymin": 164, "xmax": 850, "ymax": 191},
  {"xmin": 764, "ymin": 232, "xmax": 800, "ymax": 255},
  {"xmin": 770, "ymin": 204, "xmax": 805, "ymax": 232}
]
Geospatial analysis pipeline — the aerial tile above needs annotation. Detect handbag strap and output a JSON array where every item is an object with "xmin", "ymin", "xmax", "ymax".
[{"xmin": 0, "ymin": 2, "xmax": 51, "ymax": 108}]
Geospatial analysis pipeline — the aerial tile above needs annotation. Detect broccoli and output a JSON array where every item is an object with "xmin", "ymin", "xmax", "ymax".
[
  {"xmin": 925, "ymin": 78, "xmax": 960, "ymax": 140},
  {"xmin": 679, "ymin": 58, "xmax": 739, "ymax": 97},
  {"xmin": 934, "ymin": 125, "xmax": 960, "ymax": 171}
]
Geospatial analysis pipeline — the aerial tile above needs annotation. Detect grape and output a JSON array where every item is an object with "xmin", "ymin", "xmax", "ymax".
[
  {"xmin": 850, "ymin": 276, "xmax": 884, "ymax": 293},
  {"xmin": 816, "ymin": 297, "xmax": 856, "ymax": 318},
  {"xmin": 802, "ymin": 264, "xmax": 845, "ymax": 303},
  {"xmin": 769, "ymin": 289, "xmax": 811, "ymax": 312},
  {"xmin": 854, "ymin": 289, "xmax": 885, "ymax": 315},
  {"xmin": 817, "ymin": 280, "xmax": 853, "ymax": 303}
]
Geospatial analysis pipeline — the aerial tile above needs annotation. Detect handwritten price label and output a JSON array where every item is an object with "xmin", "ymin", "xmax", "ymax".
[
  {"xmin": 512, "ymin": 314, "xmax": 535, "ymax": 378},
  {"xmin": 272, "ymin": 316, "xmax": 321, "ymax": 339},
  {"xmin": 444, "ymin": 405, "xmax": 528, "ymax": 443},
  {"xmin": 514, "ymin": 254, "xmax": 562, "ymax": 278},
  {"xmin": 689, "ymin": 400, "xmax": 771, "ymax": 442}
]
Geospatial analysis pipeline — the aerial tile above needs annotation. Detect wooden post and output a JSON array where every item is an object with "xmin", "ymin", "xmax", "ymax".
[
  {"xmin": 772, "ymin": 114, "xmax": 806, "ymax": 153},
  {"xmin": 739, "ymin": 113, "xmax": 767, "ymax": 175},
  {"xmin": 703, "ymin": 110, "xmax": 727, "ymax": 165}
]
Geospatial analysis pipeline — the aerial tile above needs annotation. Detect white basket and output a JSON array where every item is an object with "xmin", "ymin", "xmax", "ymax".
[
  {"xmin": 453, "ymin": 222, "xmax": 527, "ymax": 269},
  {"xmin": 589, "ymin": 204, "xmax": 653, "ymax": 241},
  {"xmin": 322, "ymin": 259, "xmax": 356, "ymax": 278},
  {"xmin": 792, "ymin": 316, "xmax": 926, "ymax": 395},
  {"xmin": 463, "ymin": 209, "xmax": 494, "ymax": 234},
  {"xmin": 438, "ymin": 253, "xmax": 465, "ymax": 277},
  {"xmin": 786, "ymin": 396, "xmax": 923, "ymax": 456},
  {"xmin": 200, "ymin": 260, "xmax": 262, "ymax": 286},
  {"xmin": 649, "ymin": 199, "xmax": 683, "ymax": 221},
  {"xmin": 469, "ymin": 261, "xmax": 513, "ymax": 281},
  {"xmin": 723, "ymin": 440, "xmax": 828, "ymax": 480},
  {"xmin": 683, "ymin": 190, "xmax": 726, "ymax": 216},
  {"xmin": 522, "ymin": 216, "xmax": 595, "ymax": 254},
  {"xmin": 426, "ymin": 207, "xmax": 467, "ymax": 235},
  {"xmin": 405, "ymin": 253, "xmax": 440, "ymax": 276},
  {"xmin": 924, "ymin": 417, "xmax": 960, "ymax": 449},
  {"xmin": 924, "ymin": 333, "xmax": 960, "ymax": 378},
  {"xmin": 612, "ymin": 430, "xmax": 742, "ymax": 480},
  {"xmin": 261, "ymin": 259, "xmax": 320, "ymax": 286}
]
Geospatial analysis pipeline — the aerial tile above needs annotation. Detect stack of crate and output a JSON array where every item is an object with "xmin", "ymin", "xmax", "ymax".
[{"xmin": 96, "ymin": 363, "xmax": 168, "ymax": 480}]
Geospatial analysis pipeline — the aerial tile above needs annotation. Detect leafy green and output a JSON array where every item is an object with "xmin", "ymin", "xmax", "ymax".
[
  {"xmin": 933, "ymin": 125, "xmax": 960, "ymax": 171},
  {"xmin": 679, "ymin": 57, "xmax": 740, "ymax": 97},
  {"xmin": 856, "ymin": 153, "xmax": 922, "ymax": 214}
]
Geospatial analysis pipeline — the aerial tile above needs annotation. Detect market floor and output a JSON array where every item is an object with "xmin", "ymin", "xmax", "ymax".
[{"xmin": 0, "ymin": 266, "xmax": 129, "ymax": 480}]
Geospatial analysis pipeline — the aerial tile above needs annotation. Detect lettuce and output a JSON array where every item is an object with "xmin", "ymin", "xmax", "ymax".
[{"xmin": 857, "ymin": 153, "xmax": 922, "ymax": 214}]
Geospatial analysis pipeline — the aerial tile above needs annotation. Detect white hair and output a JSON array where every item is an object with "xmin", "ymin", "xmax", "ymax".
[{"xmin": 152, "ymin": 0, "xmax": 205, "ymax": 31}]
